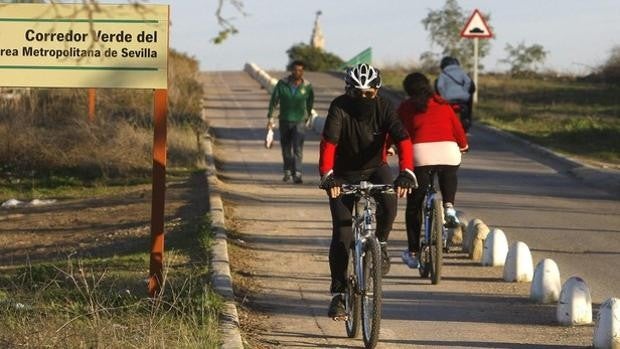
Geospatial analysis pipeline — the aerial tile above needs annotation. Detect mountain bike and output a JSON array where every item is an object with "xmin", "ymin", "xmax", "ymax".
[
  {"xmin": 418, "ymin": 170, "xmax": 446, "ymax": 285},
  {"xmin": 341, "ymin": 181, "xmax": 393, "ymax": 349}
]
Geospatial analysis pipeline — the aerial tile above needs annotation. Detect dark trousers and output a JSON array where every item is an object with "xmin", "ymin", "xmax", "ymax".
[
  {"xmin": 279, "ymin": 120, "xmax": 305, "ymax": 175},
  {"xmin": 405, "ymin": 165, "xmax": 459, "ymax": 253},
  {"xmin": 459, "ymin": 102, "xmax": 472, "ymax": 132},
  {"xmin": 328, "ymin": 165, "xmax": 397, "ymax": 293}
]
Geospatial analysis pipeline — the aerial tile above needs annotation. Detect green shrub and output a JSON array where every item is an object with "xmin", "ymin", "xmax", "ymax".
[
  {"xmin": 600, "ymin": 46, "xmax": 620, "ymax": 84},
  {"xmin": 286, "ymin": 43, "xmax": 344, "ymax": 71}
]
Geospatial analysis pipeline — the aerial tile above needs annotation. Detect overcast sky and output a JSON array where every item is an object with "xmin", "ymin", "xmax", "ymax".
[{"xmin": 150, "ymin": 1, "xmax": 618, "ymax": 73}]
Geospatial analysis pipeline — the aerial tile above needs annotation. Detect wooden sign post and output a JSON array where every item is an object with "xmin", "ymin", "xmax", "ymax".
[
  {"xmin": 148, "ymin": 89, "xmax": 168, "ymax": 296},
  {"xmin": 88, "ymin": 88, "xmax": 96, "ymax": 121}
]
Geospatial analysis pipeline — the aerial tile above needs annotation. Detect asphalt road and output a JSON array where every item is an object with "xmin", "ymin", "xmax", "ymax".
[{"xmin": 201, "ymin": 70, "xmax": 619, "ymax": 348}]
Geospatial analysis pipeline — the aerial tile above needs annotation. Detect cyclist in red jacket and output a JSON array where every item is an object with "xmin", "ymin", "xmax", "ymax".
[
  {"xmin": 396, "ymin": 72, "xmax": 468, "ymax": 269},
  {"xmin": 319, "ymin": 64, "xmax": 418, "ymax": 319}
]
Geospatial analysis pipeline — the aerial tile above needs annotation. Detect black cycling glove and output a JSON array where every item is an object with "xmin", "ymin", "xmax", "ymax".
[
  {"xmin": 393, "ymin": 170, "xmax": 419, "ymax": 189},
  {"xmin": 319, "ymin": 172, "xmax": 340, "ymax": 190}
]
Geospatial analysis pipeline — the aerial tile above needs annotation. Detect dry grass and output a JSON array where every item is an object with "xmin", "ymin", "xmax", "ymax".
[
  {"xmin": 0, "ymin": 211, "xmax": 221, "ymax": 348},
  {"xmin": 476, "ymin": 75, "xmax": 620, "ymax": 165},
  {"xmin": 0, "ymin": 50, "xmax": 205, "ymax": 195}
]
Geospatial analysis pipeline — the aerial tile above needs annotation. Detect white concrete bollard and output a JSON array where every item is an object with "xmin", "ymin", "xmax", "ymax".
[
  {"xmin": 452, "ymin": 210, "xmax": 468, "ymax": 245},
  {"xmin": 503, "ymin": 241, "xmax": 534, "ymax": 282},
  {"xmin": 593, "ymin": 297, "xmax": 620, "ymax": 348},
  {"xmin": 530, "ymin": 258, "xmax": 561, "ymax": 303},
  {"xmin": 447, "ymin": 226, "xmax": 462, "ymax": 247},
  {"xmin": 557, "ymin": 276, "xmax": 593, "ymax": 326},
  {"xmin": 463, "ymin": 218, "xmax": 482, "ymax": 253},
  {"xmin": 447, "ymin": 210, "xmax": 467, "ymax": 247},
  {"xmin": 482, "ymin": 228, "xmax": 508, "ymax": 266},
  {"xmin": 469, "ymin": 223, "xmax": 489, "ymax": 262},
  {"xmin": 470, "ymin": 224, "xmax": 490, "ymax": 262}
]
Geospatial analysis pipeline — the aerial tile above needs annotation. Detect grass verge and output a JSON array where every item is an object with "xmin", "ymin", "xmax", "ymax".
[
  {"xmin": 0, "ymin": 184, "xmax": 222, "ymax": 348},
  {"xmin": 0, "ymin": 167, "xmax": 198, "ymax": 202}
]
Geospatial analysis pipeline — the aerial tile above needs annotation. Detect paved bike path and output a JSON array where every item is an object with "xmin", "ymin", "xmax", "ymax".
[{"xmin": 201, "ymin": 71, "xmax": 618, "ymax": 348}]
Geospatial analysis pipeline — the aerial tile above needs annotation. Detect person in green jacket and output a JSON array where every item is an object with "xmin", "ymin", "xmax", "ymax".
[{"xmin": 266, "ymin": 60, "xmax": 314, "ymax": 184}]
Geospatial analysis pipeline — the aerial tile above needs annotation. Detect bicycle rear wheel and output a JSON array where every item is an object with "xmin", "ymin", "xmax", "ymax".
[
  {"xmin": 345, "ymin": 246, "xmax": 360, "ymax": 338},
  {"xmin": 418, "ymin": 206, "xmax": 430, "ymax": 278},
  {"xmin": 361, "ymin": 238, "xmax": 382, "ymax": 349},
  {"xmin": 431, "ymin": 198, "xmax": 444, "ymax": 285}
]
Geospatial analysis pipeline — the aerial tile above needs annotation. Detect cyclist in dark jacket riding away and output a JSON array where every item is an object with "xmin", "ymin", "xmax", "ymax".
[
  {"xmin": 435, "ymin": 56, "xmax": 475, "ymax": 132},
  {"xmin": 319, "ymin": 64, "xmax": 418, "ymax": 319}
]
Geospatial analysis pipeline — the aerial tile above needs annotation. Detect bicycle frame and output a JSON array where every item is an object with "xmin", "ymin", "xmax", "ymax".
[
  {"xmin": 352, "ymin": 193, "xmax": 374, "ymax": 293},
  {"xmin": 343, "ymin": 182, "xmax": 393, "ymax": 293},
  {"xmin": 341, "ymin": 181, "xmax": 393, "ymax": 347}
]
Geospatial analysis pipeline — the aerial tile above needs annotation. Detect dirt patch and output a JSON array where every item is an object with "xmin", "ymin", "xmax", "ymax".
[
  {"xmin": 224, "ymin": 200, "xmax": 277, "ymax": 349},
  {"xmin": 0, "ymin": 172, "xmax": 210, "ymax": 267}
]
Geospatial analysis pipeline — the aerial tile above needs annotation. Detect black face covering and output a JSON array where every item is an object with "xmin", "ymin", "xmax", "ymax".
[{"xmin": 351, "ymin": 97, "xmax": 377, "ymax": 121}]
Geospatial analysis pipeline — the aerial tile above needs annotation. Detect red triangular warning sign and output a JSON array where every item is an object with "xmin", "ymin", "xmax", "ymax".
[{"xmin": 460, "ymin": 9, "xmax": 493, "ymax": 38}]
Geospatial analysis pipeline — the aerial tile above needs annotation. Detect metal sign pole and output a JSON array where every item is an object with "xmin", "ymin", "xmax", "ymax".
[
  {"xmin": 473, "ymin": 38, "xmax": 479, "ymax": 104},
  {"xmin": 461, "ymin": 9, "xmax": 492, "ymax": 104},
  {"xmin": 148, "ymin": 89, "xmax": 168, "ymax": 297}
]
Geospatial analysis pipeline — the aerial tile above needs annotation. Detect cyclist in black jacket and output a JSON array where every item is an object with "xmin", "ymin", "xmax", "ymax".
[{"xmin": 319, "ymin": 64, "xmax": 418, "ymax": 319}]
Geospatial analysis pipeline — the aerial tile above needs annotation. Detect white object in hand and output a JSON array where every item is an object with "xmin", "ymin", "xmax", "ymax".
[{"xmin": 265, "ymin": 128, "xmax": 274, "ymax": 149}]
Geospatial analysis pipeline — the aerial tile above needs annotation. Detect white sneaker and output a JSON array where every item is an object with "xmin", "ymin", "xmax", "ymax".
[
  {"xmin": 401, "ymin": 250, "xmax": 419, "ymax": 269},
  {"xmin": 444, "ymin": 203, "xmax": 460, "ymax": 227}
]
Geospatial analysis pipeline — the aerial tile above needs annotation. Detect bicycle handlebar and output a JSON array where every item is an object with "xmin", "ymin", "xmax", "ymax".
[{"xmin": 341, "ymin": 181, "xmax": 394, "ymax": 195}]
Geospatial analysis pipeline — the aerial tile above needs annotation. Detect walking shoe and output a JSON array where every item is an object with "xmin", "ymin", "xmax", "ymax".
[
  {"xmin": 401, "ymin": 250, "xmax": 419, "ymax": 269},
  {"xmin": 282, "ymin": 172, "xmax": 292, "ymax": 182},
  {"xmin": 293, "ymin": 172, "xmax": 303, "ymax": 184},
  {"xmin": 380, "ymin": 242, "xmax": 390, "ymax": 276},
  {"xmin": 327, "ymin": 294, "xmax": 347, "ymax": 320},
  {"xmin": 444, "ymin": 203, "xmax": 460, "ymax": 228}
]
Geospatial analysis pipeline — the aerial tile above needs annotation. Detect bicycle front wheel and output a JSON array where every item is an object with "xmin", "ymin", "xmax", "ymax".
[
  {"xmin": 361, "ymin": 237, "xmax": 382, "ymax": 349},
  {"xmin": 345, "ymin": 246, "xmax": 360, "ymax": 338},
  {"xmin": 431, "ymin": 198, "xmax": 444, "ymax": 285}
]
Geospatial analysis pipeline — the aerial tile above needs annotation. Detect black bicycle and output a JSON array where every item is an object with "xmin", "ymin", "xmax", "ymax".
[
  {"xmin": 341, "ymin": 181, "xmax": 393, "ymax": 349},
  {"xmin": 417, "ymin": 170, "xmax": 446, "ymax": 284}
]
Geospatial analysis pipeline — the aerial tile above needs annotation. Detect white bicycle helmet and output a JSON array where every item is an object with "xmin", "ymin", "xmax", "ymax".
[{"xmin": 345, "ymin": 63, "xmax": 382, "ymax": 89}]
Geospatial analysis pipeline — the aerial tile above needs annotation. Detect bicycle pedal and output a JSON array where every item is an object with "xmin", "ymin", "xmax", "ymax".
[{"xmin": 332, "ymin": 315, "xmax": 348, "ymax": 322}]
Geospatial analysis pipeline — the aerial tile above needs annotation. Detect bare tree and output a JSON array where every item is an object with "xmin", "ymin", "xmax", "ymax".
[
  {"xmin": 212, "ymin": 0, "xmax": 246, "ymax": 44},
  {"xmin": 3, "ymin": 0, "xmax": 246, "ymax": 44}
]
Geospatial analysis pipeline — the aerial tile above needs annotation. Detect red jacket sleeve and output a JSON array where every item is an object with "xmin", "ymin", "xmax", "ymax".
[
  {"xmin": 319, "ymin": 137, "xmax": 337, "ymax": 176},
  {"xmin": 396, "ymin": 138, "xmax": 414, "ymax": 171}
]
